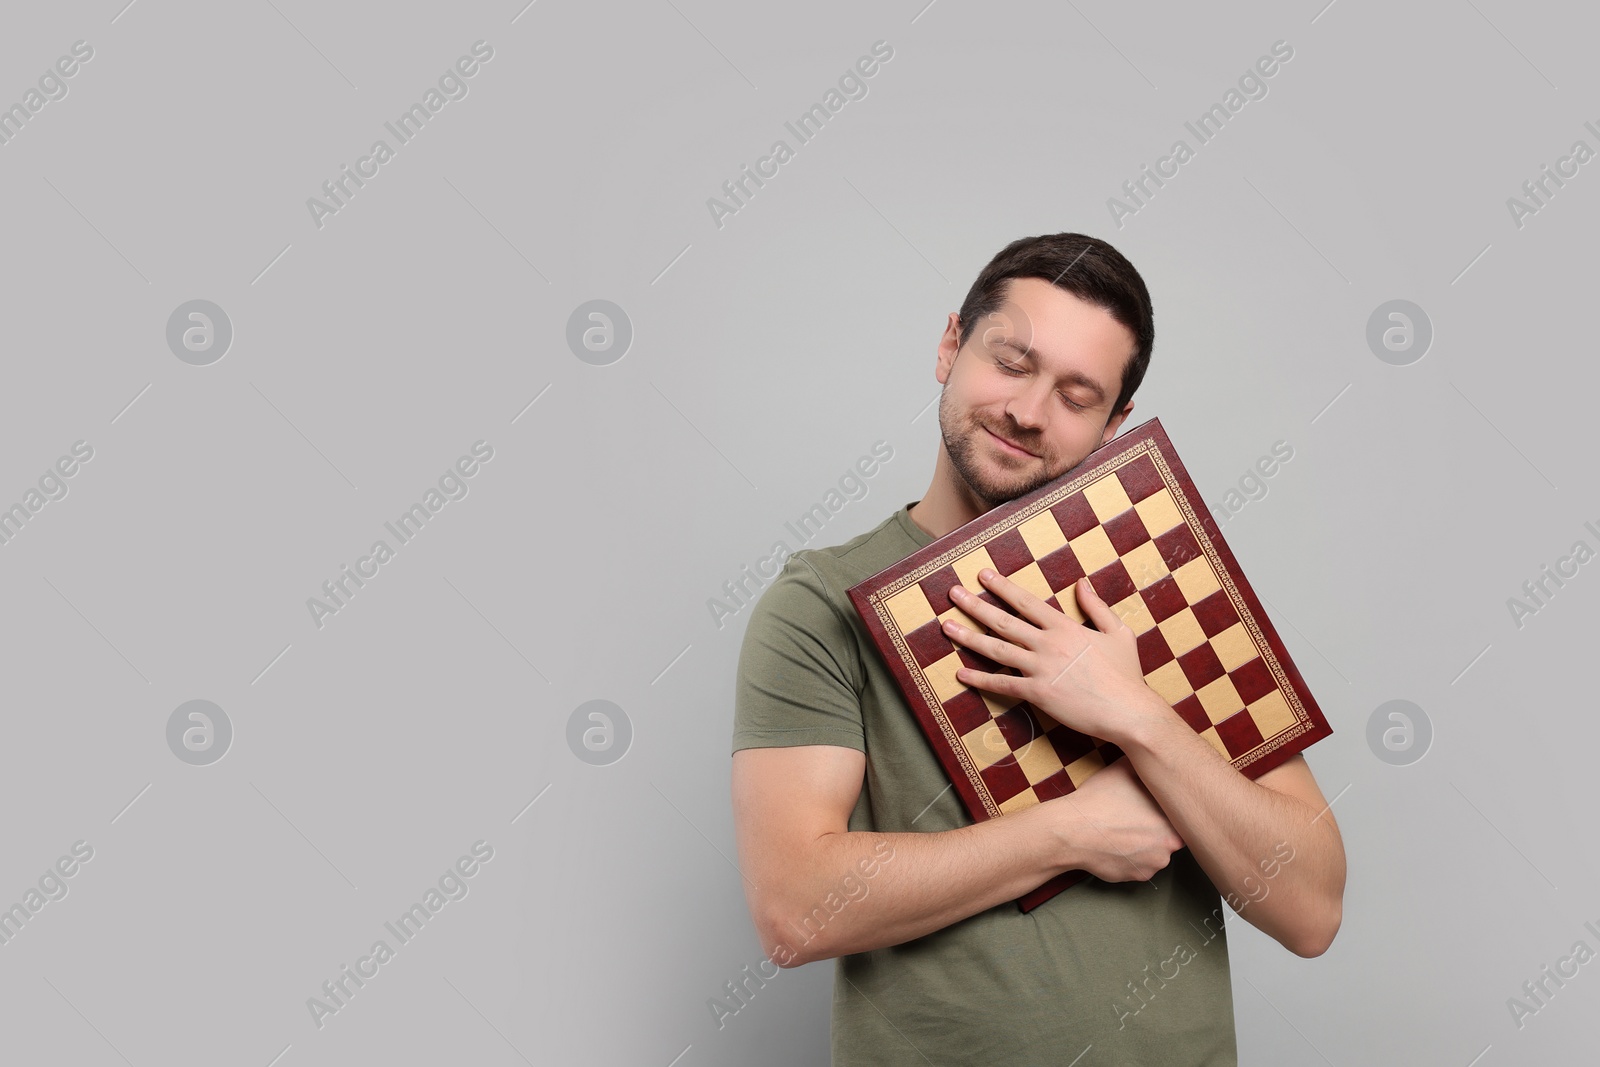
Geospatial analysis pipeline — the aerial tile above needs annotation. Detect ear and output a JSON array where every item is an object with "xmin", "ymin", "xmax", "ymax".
[
  {"xmin": 935, "ymin": 312, "xmax": 962, "ymax": 385},
  {"xmin": 1101, "ymin": 401, "xmax": 1134, "ymax": 444}
]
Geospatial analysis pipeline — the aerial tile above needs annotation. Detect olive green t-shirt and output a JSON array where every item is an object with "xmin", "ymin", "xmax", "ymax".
[{"xmin": 733, "ymin": 502, "xmax": 1239, "ymax": 1067}]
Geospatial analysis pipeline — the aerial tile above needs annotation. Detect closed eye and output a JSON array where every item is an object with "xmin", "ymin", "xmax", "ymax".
[{"xmin": 996, "ymin": 356, "xmax": 1089, "ymax": 411}]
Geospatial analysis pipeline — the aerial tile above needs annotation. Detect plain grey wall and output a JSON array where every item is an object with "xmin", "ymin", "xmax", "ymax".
[{"xmin": 1, "ymin": 0, "xmax": 1595, "ymax": 1063}]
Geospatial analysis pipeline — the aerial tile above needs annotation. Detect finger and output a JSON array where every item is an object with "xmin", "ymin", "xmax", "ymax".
[
  {"xmin": 974, "ymin": 568, "xmax": 1061, "ymax": 630},
  {"xmin": 949, "ymin": 583, "xmax": 1040, "ymax": 649},
  {"xmin": 953, "ymin": 663, "xmax": 1025, "ymax": 699},
  {"xmin": 1074, "ymin": 576, "xmax": 1129, "ymax": 632},
  {"xmin": 941, "ymin": 615, "xmax": 1028, "ymax": 669}
]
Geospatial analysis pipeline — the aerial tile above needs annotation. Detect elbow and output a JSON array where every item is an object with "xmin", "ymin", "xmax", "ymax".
[
  {"xmin": 756, "ymin": 905, "xmax": 819, "ymax": 969},
  {"xmin": 1289, "ymin": 906, "xmax": 1342, "ymax": 959},
  {"xmin": 1287, "ymin": 857, "xmax": 1346, "ymax": 958}
]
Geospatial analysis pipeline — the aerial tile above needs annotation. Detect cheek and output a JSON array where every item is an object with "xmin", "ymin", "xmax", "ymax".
[
  {"xmin": 1052, "ymin": 431, "xmax": 1099, "ymax": 469},
  {"xmin": 952, "ymin": 387, "xmax": 999, "ymax": 424}
]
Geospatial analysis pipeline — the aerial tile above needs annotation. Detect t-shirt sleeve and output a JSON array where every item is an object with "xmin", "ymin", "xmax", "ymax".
[{"xmin": 732, "ymin": 554, "xmax": 866, "ymax": 754}]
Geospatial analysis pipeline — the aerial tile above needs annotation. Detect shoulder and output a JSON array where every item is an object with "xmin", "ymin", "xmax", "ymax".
[
  {"xmin": 739, "ymin": 507, "xmax": 916, "ymax": 667},
  {"xmin": 787, "ymin": 506, "xmax": 921, "ymax": 591}
]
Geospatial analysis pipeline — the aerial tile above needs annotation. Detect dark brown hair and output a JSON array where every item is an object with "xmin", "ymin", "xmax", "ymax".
[{"xmin": 956, "ymin": 233, "xmax": 1154, "ymax": 417}]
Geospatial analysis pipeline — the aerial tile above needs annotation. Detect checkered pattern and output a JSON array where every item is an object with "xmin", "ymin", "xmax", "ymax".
[{"xmin": 881, "ymin": 450, "xmax": 1302, "ymax": 817}]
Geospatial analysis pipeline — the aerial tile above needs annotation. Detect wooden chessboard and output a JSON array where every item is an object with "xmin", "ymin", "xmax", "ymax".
[{"xmin": 847, "ymin": 417, "xmax": 1333, "ymax": 911}]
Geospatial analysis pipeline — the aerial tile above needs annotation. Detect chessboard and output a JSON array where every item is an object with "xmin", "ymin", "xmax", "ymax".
[{"xmin": 847, "ymin": 417, "xmax": 1332, "ymax": 911}]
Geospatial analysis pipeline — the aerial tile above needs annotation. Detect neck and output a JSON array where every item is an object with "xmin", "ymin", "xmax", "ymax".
[{"xmin": 907, "ymin": 444, "xmax": 993, "ymax": 540}]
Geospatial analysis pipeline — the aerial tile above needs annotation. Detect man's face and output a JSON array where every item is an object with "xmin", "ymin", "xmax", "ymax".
[{"xmin": 935, "ymin": 277, "xmax": 1137, "ymax": 507}]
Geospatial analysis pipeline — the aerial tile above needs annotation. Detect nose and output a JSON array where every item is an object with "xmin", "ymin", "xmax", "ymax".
[{"xmin": 1003, "ymin": 377, "xmax": 1052, "ymax": 433}]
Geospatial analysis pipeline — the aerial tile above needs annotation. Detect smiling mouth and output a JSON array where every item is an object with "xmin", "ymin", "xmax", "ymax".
[{"xmin": 984, "ymin": 425, "xmax": 1037, "ymax": 458}]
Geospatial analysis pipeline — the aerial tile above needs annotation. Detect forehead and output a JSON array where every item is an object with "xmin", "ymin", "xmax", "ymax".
[{"xmin": 989, "ymin": 277, "xmax": 1136, "ymax": 375}]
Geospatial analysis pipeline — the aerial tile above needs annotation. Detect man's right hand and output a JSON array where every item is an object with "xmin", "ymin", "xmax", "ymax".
[{"xmin": 1041, "ymin": 756, "xmax": 1185, "ymax": 884}]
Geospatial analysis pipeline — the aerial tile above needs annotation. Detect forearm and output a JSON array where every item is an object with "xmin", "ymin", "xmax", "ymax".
[
  {"xmin": 762, "ymin": 806, "xmax": 1067, "ymax": 967},
  {"xmin": 1114, "ymin": 695, "xmax": 1345, "ymax": 956}
]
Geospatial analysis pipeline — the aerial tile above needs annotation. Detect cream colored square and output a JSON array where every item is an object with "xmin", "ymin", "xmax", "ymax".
[
  {"xmin": 960, "ymin": 720, "xmax": 1010, "ymax": 770},
  {"xmin": 1196, "ymin": 727, "xmax": 1230, "ymax": 760},
  {"xmin": 1064, "ymin": 747, "xmax": 1108, "ymax": 786},
  {"xmin": 1007, "ymin": 561, "xmax": 1053, "ymax": 602},
  {"xmin": 952, "ymin": 547, "xmax": 997, "ymax": 593},
  {"xmin": 1054, "ymin": 592, "xmax": 1089, "ymax": 625},
  {"xmin": 1196, "ymin": 675, "xmax": 1246, "ymax": 725},
  {"xmin": 1110, "ymin": 593, "xmax": 1156, "ymax": 635},
  {"xmin": 1068, "ymin": 525, "xmax": 1118, "ymax": 575},
  {"xmin": 1210, "ymin": 622, "xmax": 1259, "ymax": 672},
  {"xmin": 1146, "ymin": 659, "xmax": 1194, "ymax": 704},
  {"xmin": 1172, "ymin": 555, "xmax": 1221, "ymax": 602},
  {"xmin": 981, "ymin": 691, "xmax": 1021, "ymax": 717},
  {"xmin": 1018, "ymin": 510, "xmax": 1067, "ymax": 558},
  {"xmin": 1084, "ymin": 474, "xmax": 1134, "ymax": 523},
  {"xmin": 886, "ymin": 585, "xmax": 937, "ymax": 635},
  {"xmin": 936, "ymin": 604, "xmax": 984, "ymax": 633},
  {"xmin": 1157, "ymin": 608, "xmax": 1207, "ymax": 656},
  {"xmin": 1247, "ymin": 690, "xmax": 1297, "ymax": 739},
  {"xmin": 1134, "ymin": 487, "xmax": 1184, "ymax": 536},
  {"xmin": 998, "ymin": 790, "xmax": 1039, "ymax": 815},
  {"xmin": 1120, "ymin": 541, "xmax": 1169, "ymax": 590},
  {"xmin": 924, "ymin": 652, "xmax": 968, "ymax": 704},
  {"xmin": 1016, "ymin": 735, "xmax": 1064, "ymax": 784}
]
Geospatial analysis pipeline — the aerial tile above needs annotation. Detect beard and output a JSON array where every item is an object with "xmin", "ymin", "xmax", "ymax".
[{"xmin": 938, "ymin": 386, "xmax": 1070, "ymax": 507}]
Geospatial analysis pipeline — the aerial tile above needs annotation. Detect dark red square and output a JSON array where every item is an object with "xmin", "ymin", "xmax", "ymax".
[
  {"xmin": 1215, "ymin": 709, "xmax": 1266, "ymax": 760},
  {"xmin": 979, "ymin": 759, "xmax": 1030, "ymax": 804},
  {"xmin": 941, "ymin": 689, "xmax": 991, "ymax": 736},
  {"xmin": 1178, "ymin": 641, "xmax": 1226, "ymax": 690},
  {"xmin": 1191, "ymin": 590, "xmax": 1240, "ymax": 638},
  {"xmin": 1089, "ymin": 558, "xmax": 1136, "ymax": 607},
  {"xmin": 1116, "ymin": 454, "xmax": 1165, "ymax": 503},
  {"xmin": 1047, "ymin": 725, "xmax": 1096, "ymax": 766},
  {"xmin": 985, "ymin": 528, "xmax": 1036, "ymax": 576},
  {"xmin": 1141, "ymin": 575, "xmax": 1189, "ymax": 623},
  {"xmin": 919, "ymin": 566, "xmax": 961, "ymax": 613},
  {"xmin": 1050, "ymin": 495, "xmax": 1100, "ymax": 540},
  {"xmin": 1037, "ymin": 544, "xmax": 1086, "ymax": 594},
  {"xmin": 1154, "ymin": 525, "xmax": 1202, "ymax": 571},
  {"xmin": 905, "ymin": 619, "xmax": 954, "ymax": 668},
  {"xmin": 1228, "ymin": 657, "xmax": 1277, "ymax": 706},
  {"xmin": 1136, "ymin": 626, "xmax": 1176, "ymax": 672},
  {"xmin": 1171, "ymin": 693, "xmax": 1211, "ymax": 733},
  {"xmin": 992, "ymin": 705, "xmax": 1043, "ymax": 752},
  {"xmin": 1103, "ymin": 508, "xmax": 1153, "ymax": 555}
]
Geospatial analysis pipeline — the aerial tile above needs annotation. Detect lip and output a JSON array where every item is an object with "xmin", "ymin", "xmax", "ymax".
[{"xmin": 984, "ymin": 426, "xmax": 1037, "ymax": 458}]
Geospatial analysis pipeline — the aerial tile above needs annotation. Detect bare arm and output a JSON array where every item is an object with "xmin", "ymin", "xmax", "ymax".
[
  {"xmin": 1117, "ymin": 706, "xmax": 1346, "ymax": 958},
  {"xmin": 731, "ymin": 743, "xmax": 1182, "ymax": 967}
]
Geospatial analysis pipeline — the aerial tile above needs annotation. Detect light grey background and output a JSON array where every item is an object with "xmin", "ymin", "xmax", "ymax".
[{"xmin": 1, "ymin": 0, "xmax": 1595, "ymax": 1063}]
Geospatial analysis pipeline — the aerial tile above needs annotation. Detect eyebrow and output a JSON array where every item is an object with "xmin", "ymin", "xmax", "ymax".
[{"xmin": 998, "ymin": 338, "xmax": 1109, "ymax": 404}]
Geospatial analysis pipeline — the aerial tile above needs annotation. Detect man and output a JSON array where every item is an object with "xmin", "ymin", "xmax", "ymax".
[{"xmin": 730, "ymin": 233, "xmax": 1346, "ymax": 1065}]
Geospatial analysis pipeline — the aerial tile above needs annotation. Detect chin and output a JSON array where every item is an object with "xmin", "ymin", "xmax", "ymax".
[{"xmin": 968, "ymin": 469, "xmax": 1043, "ymax": 507}]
